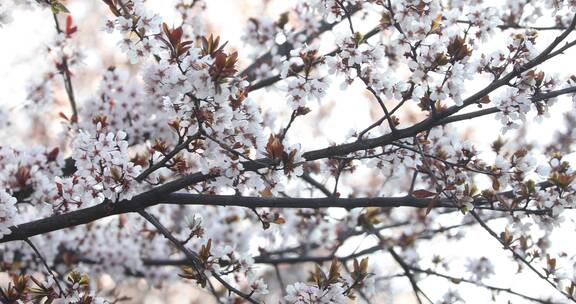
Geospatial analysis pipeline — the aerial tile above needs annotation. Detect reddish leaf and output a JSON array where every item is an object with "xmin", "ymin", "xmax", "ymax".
[
  {"xmin": 265, "ymin": 134, "xmax": 284, "ymax": 161},
  {"xmin": 59, "ymin": 112, "xmax": 69, "ymax": 121},
  {"xmin": 46, "ymin": 148, "xmax": 59, "ymax": 162},
  {"xmin": 162, "ymin": 23, "xmax": 171, "ymax": 39},
  {"xmin": 491, "ymin": 176, "xmax": 500, "ymax": 191},
  {"xmin": 412, "ymin": 189, "xmax": 437, "ymax": 198},
  {"xmin": 171, "ymin": 26, "xmax": 183, "ymax": 46},
  {"xmin": 65, "ymin": 15, "xmax": 78, "ymax": 37},
  {"xmin": 480, "ymin": 95, "xmax": 491, "ymax": 104}
]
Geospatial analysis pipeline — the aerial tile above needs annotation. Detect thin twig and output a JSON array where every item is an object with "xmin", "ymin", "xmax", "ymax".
[
  {"xmin": 388, "ymin": 248, "xmax": 433, "ymax": 304},
  {"xmin": 24, "ymin": 238, "xmax": 65, "ymax": 296},
  {"xmin": 410, "ymin": 266, "xmax": 559, "ymax": 304},
  {"xmin": 51, "ymin": 13, "xmax": 78, "ymax": 122},
  {"xmin": 469, "ymin": 210, "xmax": 576, "ymax": 303},
  {"xmin": 138, "ymin": 210, "xmax": 260, "ymax": 304}
]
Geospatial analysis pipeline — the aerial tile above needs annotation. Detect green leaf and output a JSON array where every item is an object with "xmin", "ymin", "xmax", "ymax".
[{"xmin": 51, "ymin": 1, "xmax": 70, "ymax": 14}]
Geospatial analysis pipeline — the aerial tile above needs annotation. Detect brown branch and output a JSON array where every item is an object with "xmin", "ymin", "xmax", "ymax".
[
  {"xmin": 0, "ymin": 179, "xmax": 560, "ymax": 244},
  {"xmin": 388, "ymin": 247, "xmax": 433, "ymax": 304},
  {"xmin": 409, "ymin": 265, "xmax": 560, "ymax": 304},
  {"xmin": 141, "ymin": 244, "xmax": 382, "ymax": 267},
  {"xmin": 50, "ymin": 215, "xmax": 507, "ymax": 278},
  {"xmin": 135, "ymin": 132, "xmax": 202, "ymax": 182},
  {"xmin": 51, "ymin": 13, "xmax": 78, "ymax": 122},
  {"xmin": 138, "ymin": 210, "xmax": 259, "ymax": 304},
  {"xmin": 247, "ymin": 26, "xmax": 381, "ymax": 92},
  {"xmin": 300, "ymin": 172, "xmax": 332, "ymax": 197},
  {"xmin": 24, "ymin": 238, "xmax": 65, "ymax": 296},
  {"xmin": 469, "ymin": 210, "xmax": 576, "ymax": 303},
  {"xmin": 335, "ymin": 0, "xmax": 355, "ymax": 35},
  {"xmin": 438, "ymin": 86, "xmax": 576, "ymax": 125},
  {"xmin": 273, "ymin": 265, "xmax": 286, "ymax": 297},
  {"xmin": 360, "ymin": 73, "xmax": 397, "ymax": 132},
  {"xmin": 239, "ymin": 5, "xmax": 361, "ymax": 80}
]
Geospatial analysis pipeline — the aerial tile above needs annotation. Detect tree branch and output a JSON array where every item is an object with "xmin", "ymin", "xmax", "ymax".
[
  {"xmin": 469, "ymin": 210, "xmax": 576, "ymax": 303},
  {"xmin": 409, "ymin": 265, "xmax": 560, "ymax": 304},
  {"xmin": 0, "ymin": 180, "xmax": 559, "ymax": 244},
  {"xmin": 138, "ymin": 210, "xmax": 259, "ymax": 304},
  {"xmin": 239, "ymin": 5, "xmax": 361, "ymax": 80},
  {"xmin": 51, "ymin": 13, "xmax": 78, "ymax": 122}
]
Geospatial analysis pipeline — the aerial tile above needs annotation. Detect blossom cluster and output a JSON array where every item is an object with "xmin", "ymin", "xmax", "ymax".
[
  {"xmin": 54, "ymin": 127, "xmax": 142, "ymax": 212},
  {"xmin": 100, "ymin": 0, "xmax": 162, "ymax": 64},
  {"xmin": 0, "ymin": 189, "xmax": 16, "ymax": 239},
  {"xmin": 0, "ymin": 145, "xmax": 64, "ymax": 232},
  {"xmin": 26, "ymin": 16, "xmax": 83, "ymax": 111},
  {"xmin": 79, "ymin": 68, "xmax": 171, "ymax": 144}
]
